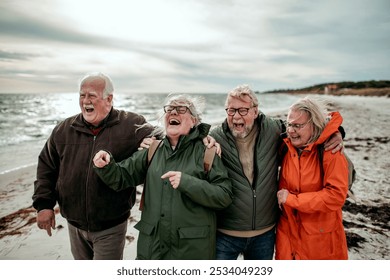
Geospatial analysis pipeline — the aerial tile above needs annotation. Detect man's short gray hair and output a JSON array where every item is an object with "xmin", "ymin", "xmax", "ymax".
[
  {"xmin": 225, "ymin": 84, "xmax": 259, "ymax": 108},
  {"xmin": 79, "ymin": 72, "xmax": 114, "ymax": 98}
]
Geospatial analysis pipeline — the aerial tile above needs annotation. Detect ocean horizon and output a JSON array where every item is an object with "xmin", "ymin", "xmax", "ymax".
[{"xmin": 0, "ymin": 92, "xmax": 301, "ymax": 174}]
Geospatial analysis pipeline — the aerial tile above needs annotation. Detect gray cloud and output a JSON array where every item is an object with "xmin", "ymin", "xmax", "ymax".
[
  {"xmin": 0, "ymin": 50, "xmax": 39, "ymax": 61},
  {"xmin": 0, "ymin": 7, "xmax": 98, "ymax": 45},
  {"xmin": 0, "ymin": 0, "xmax": 389, "ymax": 93}
]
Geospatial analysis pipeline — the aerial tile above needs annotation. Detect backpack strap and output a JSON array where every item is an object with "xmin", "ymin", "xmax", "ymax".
[
  {"xmin": 278, "ymin": 141, "xmax": 288, "ymax": 165},
  {"xmin": 140, "ymin": 139, "xmax": 162, "ymax": 211},
  {"xmin": 317, "ymin": 144, "xmax": 356, "ymax": 201},
  {"xmin": 203, "ymin": 146, "xmax": 217, "ymax": 174},
  {"xmin": 317, "ymin": 144, "xmax": 325, "ymax": 180},
  {"xmin": 147, "ymin": 139, "xmax": 162, "ymax": 165}
]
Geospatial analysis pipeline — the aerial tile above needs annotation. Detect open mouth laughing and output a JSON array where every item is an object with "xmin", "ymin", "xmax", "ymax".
[
  {"xmin": 233, "ymin": 122, "xmax": 244, "ymax": 130},
  {"xmin": 169, "ymin": 118, "xmax": 181, "ymax": 125},
  {"xmin": 84, "ymin": 105, "xmax": 94, "ymax": 113}
]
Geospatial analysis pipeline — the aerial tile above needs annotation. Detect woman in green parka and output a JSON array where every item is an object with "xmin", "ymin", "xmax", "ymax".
[{"xmin": 93, "ymin": 94, "xmax": 233, "ymax": 260}]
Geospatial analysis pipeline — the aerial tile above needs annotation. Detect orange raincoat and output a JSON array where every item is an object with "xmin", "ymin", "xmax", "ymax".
[{"xmin": 275, "ymin": 112, "xmax": 349, "ymax": 260}]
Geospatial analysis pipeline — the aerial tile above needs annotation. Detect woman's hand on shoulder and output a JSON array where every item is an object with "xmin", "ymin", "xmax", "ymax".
[
  {"xmin": 138, "ymin": 136, "xmax": 156, "ymax": 150},
  {"xmin": 203, "ymin": 135, "xmax": 221, "ymax": 157}
]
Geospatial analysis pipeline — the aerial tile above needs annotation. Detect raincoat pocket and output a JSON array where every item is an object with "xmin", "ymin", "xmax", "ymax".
[
  {"xmin": 134, "ymin": 220, "xmax": 155, "ymax": 259},
  {"xmin": 178, "ymin": 225, "xmax": 211, "ymax": 259},
  {"xmin": 300, "ymin": 211, "xmax": 338, "ymax": 234},
  {"xmin": 299, "ymin": 211, "xmax": 341, "ymax": 259}
]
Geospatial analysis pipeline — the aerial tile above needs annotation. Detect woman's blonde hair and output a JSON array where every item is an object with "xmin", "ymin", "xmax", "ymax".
[{"xmin": 289, "ymin": 96, "xmax": 329, "ymax": 144}]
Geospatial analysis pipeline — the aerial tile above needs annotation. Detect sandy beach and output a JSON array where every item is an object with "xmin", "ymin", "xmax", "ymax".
[{"xmin": 0, "ymin": 94, "xmax": 389, "ymax": 260}]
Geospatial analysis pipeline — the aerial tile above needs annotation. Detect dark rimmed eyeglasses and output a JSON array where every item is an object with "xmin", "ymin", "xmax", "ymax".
[
  {"xmin": 225, "ymin": 107, "xmax": 254, "ymax": 116},
  {"xmin": 284, "ymin": 120, "xmax": 311, "ymax": 131},
  {"xmin": 163, "ymin": 105, "xmax": 189, "ymax": 114}
]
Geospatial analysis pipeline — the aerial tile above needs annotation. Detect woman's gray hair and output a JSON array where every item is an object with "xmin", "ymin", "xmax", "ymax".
[
  {"xmin": 225, "ymin": 84, "xmax": 259, "ymax": 108},
  {"xmin": 79, "ymin": 72, "xmax": 114, "ymax": 98},
  {"xmin": 162, "ymin": 93, "xmax": 205, "ymax": 125},
  {"xmin": 289, "ymin": 96, "xmax": 329, "ymax": 144}
]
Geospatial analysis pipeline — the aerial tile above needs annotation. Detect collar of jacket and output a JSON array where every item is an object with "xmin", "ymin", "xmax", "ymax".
[
  {"xmin": 70, "ymin": 108, "xmax": 120, "ymax": 133},
  {"xmin": 162, "ymin": 122, "xmax": 211, "ymax": 150}
]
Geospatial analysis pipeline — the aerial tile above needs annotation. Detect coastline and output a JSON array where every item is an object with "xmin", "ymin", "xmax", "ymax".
[
  {"xmin": 0, "ymin": 94, "xmax": 389, "ymax": 260},
  {"xmin": 267, "ymin": 86, "xmax": 390, "ymax": 97}
]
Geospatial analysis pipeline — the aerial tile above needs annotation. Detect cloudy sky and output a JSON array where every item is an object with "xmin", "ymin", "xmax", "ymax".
[{"xmin": 0, "ymin": 0, "xmax": 389, "ymax": 94}]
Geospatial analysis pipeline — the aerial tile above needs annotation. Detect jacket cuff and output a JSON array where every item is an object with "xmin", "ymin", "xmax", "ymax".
[{"xmin": 35, "ymin": 200, "xmax": 55, "ymax": 212}]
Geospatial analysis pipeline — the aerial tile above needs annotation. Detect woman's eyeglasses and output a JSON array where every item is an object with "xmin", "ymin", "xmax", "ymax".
[
  {"xmin": 225, "ymin": 107, "xmax": 254, "ymax": 116},
  {"xmin": 284, "ymin": 120, "xmax": 311, "ymax": 131},
  {"xmin": 163, "ymin": 105, "xmax": 189, "ymax": 114}
]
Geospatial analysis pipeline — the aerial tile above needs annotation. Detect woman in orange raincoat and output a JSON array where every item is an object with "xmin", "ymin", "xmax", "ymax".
[{"xmin": 276, "ymin": 97, "xmax": 349, "ymax": 260}]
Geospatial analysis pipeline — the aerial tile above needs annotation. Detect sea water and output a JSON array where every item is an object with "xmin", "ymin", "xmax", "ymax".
[{"xmin": 0, "ymin": 92, "xmax": 300, "ymax": 174}]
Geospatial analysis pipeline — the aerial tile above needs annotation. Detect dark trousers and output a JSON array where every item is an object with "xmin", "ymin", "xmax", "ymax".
[{"xmin": 216, "ymin": 229, "xmax": 275, "ymax": 260}]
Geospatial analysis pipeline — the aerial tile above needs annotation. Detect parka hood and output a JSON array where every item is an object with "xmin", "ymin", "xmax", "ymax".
[
  {"xmin": 163, "ymin": 122, "xmax": 211, "ymax": 150},
  {"xmin": 316, "ymin": 111, "xmax": 343, "ymax": 145}
]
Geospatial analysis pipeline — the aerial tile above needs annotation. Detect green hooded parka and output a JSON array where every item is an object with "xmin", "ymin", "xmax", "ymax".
[{"xmin": 94, "ymin": 123, "xmax": 233, "ymax": 259}]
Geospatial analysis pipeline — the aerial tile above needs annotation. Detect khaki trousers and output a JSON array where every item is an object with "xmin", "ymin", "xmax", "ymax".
[{"xmin": 68, "ymin": 220, "xmax": 127, "ymax": 260}]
